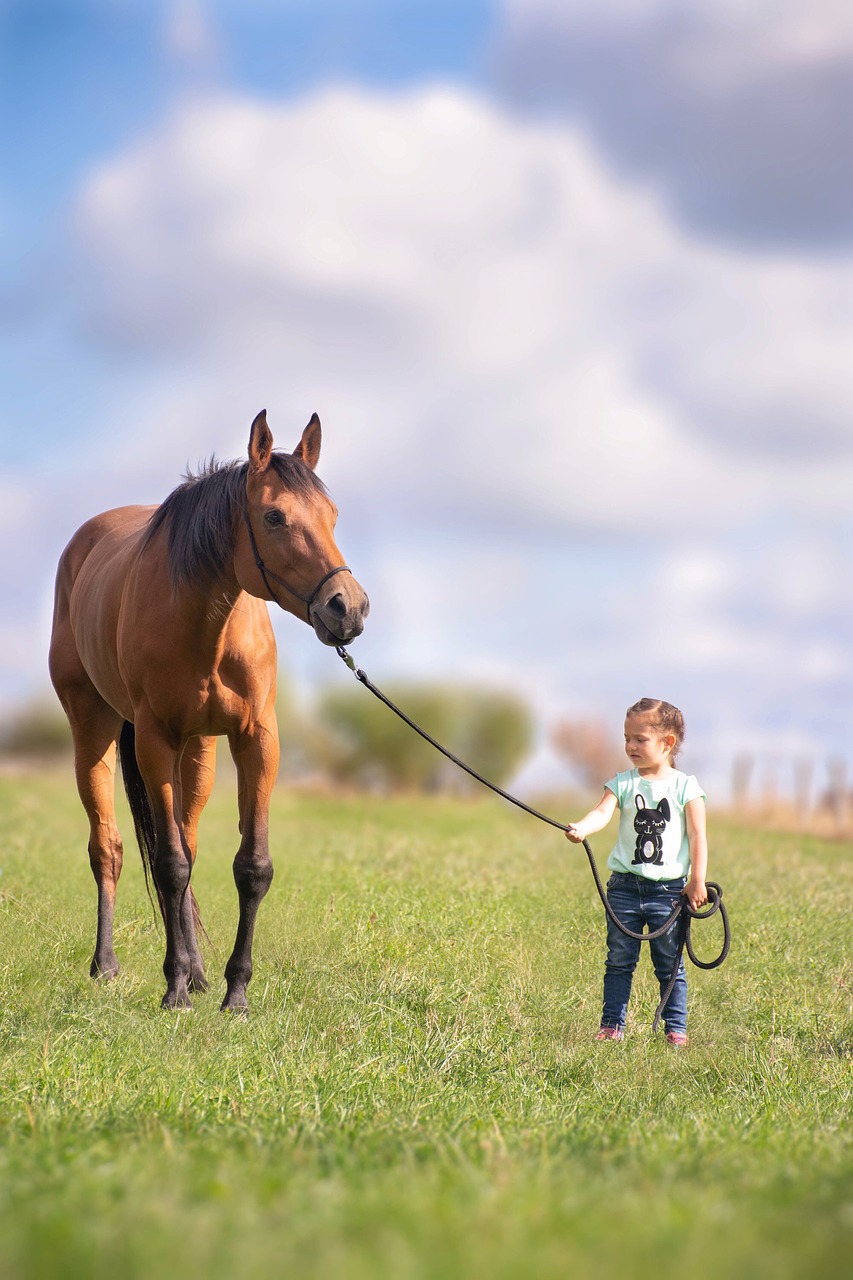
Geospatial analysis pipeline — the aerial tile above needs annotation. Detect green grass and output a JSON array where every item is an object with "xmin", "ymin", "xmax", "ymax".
[{"xmin": 1, "ymin": 770, "xmax": 851, "ymax": 1279}]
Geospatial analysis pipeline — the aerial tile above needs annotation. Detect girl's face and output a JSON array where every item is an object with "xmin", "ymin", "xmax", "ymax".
[{"xmin": 624, "ymin": 715, "xmax": 675, "ymax": 772}]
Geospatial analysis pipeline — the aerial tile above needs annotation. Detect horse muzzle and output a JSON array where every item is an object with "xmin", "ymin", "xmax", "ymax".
[{"xmin": 310, "ymin": 580, "xmax": 370, "ymax": 646}]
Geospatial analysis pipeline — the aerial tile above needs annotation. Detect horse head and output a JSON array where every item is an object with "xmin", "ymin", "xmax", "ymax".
[{"xmin": 237, "ymin": 410, "xmax": 370, "ymax": 646}]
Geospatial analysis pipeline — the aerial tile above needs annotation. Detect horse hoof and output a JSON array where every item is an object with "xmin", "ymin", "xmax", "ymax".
[
  {"xmin": 189, "ymin": 972, "xmax": 209, "ymax": 994},
  {"xmin": 220, "ymin": 994, "xmax": 249, "ymax": 1015},
  {"xmin": 161, "ymin": 990, "xmax": 193, "ymax": 1011},
  {"xmin": 90, "ymin": 957, "xmax": 120, "ymax": 981}
]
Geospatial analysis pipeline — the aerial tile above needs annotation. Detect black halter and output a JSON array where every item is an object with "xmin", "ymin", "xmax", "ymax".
[{"xmin": 241, "ymin": 505, "xmax": 351, "ymax": 622}]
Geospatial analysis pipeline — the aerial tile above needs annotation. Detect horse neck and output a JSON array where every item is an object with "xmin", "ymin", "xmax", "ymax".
[
  {"xmin": 146, "ymin": 519, "xmax": 247, "ymax": 647},
  {"xmin": 178, "ymin": 567, "xmax": 247, "ymax": 639}
]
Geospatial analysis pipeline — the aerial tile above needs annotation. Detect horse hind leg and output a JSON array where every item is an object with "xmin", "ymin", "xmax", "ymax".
[
  {"xmin": 116, "ymin": 729, "xmax": 214, "ymax": 997},
  {"xmin": 63, "ymin": 688, "xmax": 125, "ymax": 979},
  {"xmin": 129, "ymin": 719, "xmax": 204, "ymax": 1010},
  {"xmin": 50, "ymin": 576, "xmax": 126, "ymax": 980}
]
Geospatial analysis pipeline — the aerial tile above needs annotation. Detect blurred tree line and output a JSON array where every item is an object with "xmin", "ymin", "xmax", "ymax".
[
  {"xmin": 549, "ymin": 717, "xmax": 623, "ymax": 791},
  {"xmin": 0, "ymin": 698, "xmax": 72, "ymax": 758},
  {"xmin": 278, "ymin": 676, "xmax": 533, "ymax": 793},
  {"xmin": 1, "ymin": 676, "xmax": 534, "ymax": 795},
  {"xmin": 7, "ymin": 687, "xmax": 849, "ymax": 832}
]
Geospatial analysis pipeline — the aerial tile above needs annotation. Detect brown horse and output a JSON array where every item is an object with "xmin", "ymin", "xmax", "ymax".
[{"xmin": 49, "ymin": 410, "xmax": 369, "ymax": 1011}]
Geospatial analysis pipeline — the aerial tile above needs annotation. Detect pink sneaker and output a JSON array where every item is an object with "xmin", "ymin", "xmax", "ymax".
[
  {"xmin": 595, "ymin": 1027, "xmax": 624, "ymax": 1041},
  {"xmin": 665, "ymin": 1031, "xmax": 688, "ymax": 1047}
]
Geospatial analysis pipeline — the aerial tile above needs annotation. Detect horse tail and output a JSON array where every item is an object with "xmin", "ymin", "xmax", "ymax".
[
  {"xmin": 117, "ymin": 721, "xmax": 205, "ymax": 939},
  {"xmin": 118, "ymin": 721, "xmax": 160, "ymax": 921}
]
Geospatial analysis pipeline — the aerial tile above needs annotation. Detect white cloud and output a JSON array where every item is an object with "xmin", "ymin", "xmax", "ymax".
[
  {"xmin": 162, "ymin": 0, "xmax": 222, "ymax": 72},
  {"xmin": 72, "ymin": 84, "xmax": 853, "ymax": 546},
  {"xmin": 496, "ymin": 0, "xmax": 853, "ymax": 247},
  {"xmin": 507, "ymin": 0, "xmax": 853, "ymax": 62},
  {"xmin": 4, "ymin": 81, "xmax": 850, "ymax": 786},
  {"xmin": 663, "ymin": 550, "xmax": 734, "ymax": 601}
]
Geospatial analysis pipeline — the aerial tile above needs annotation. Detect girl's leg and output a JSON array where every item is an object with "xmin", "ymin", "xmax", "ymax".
[
  {"xmin": 601, "ymin": 875, "xmax": 642, "ymax": 1031},
  {"xmin": 647, "ymin": 882, "xmax": 688, "ymax": 1035},
  {"xmin": 649, "ymin": 944, "xmax": 687, "ymax": 1034}
]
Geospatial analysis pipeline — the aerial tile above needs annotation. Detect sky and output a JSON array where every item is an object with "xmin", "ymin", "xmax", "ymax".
[{"xmin": 1, "ymin": 0, "xmax": 851, "ymax": 802}]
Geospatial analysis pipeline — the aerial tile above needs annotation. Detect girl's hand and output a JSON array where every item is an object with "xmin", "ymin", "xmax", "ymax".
[
  {"xmin": 564, "ymin": 824, "xmax": 586, "ymax": 844},
  {"xmin": 684, "ymin": 877, "xmax": 707, "ymax": 911}
]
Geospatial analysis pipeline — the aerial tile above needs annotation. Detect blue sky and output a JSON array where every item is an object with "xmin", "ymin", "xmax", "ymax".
[
  {"xmin": 2, "ymin": 0, "xmax": 851, "ymax": 803},
  {"xmin": 2, "ymin": 1, "xmax": 495, "ymax": 453}
]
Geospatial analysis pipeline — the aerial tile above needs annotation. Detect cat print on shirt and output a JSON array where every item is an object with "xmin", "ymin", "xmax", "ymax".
[{"xmin": 632, "ymin": 794, "xmax": 671, "ymax": 866}]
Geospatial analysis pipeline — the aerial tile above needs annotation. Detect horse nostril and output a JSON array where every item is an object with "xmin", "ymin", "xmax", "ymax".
[{"xmin": 326, "ymin": 592, "xmax": 347, "ymax": 619}]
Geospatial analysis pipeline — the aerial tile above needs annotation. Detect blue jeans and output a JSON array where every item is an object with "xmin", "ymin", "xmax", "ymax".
[{"xmin": 602, "ymin": 872, "xmax": 688, "ymax": 1035}]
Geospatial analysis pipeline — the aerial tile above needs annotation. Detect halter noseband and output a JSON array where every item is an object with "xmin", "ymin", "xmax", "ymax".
[{"xmin": 241, "ymin": 504, "xmax": 351, "ymax": 622}]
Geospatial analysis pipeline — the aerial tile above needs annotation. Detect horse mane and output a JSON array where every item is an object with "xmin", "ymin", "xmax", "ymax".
[{"xmin": 145, "ymin": 452, "xmax": 329, "ymax": 591}]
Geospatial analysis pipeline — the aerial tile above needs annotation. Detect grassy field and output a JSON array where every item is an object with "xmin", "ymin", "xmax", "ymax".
[{"xmin": 0, "ymin": 768, "xmax": 851, "ymax": 1279}]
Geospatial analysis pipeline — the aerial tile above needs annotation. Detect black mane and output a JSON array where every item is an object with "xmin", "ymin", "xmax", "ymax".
[{"xmin": 145, "ymin": 452, "xmax": 328, "ymax": 591}]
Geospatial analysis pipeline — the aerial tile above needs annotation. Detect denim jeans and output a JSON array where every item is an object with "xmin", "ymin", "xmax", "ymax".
[{"xmin": 602, "ymin": 871, "xmax": 688, "ymax": 1035}]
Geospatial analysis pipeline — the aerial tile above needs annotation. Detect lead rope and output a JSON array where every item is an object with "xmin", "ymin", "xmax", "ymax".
[{"xmin": 336, "ymin": 644, "xmax": 730, "ymax": 1034}]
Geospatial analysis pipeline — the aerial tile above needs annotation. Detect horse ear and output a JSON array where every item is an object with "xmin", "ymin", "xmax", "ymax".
[
  {"xmin": 293, "ymin": 413, "xmax": 322, "ymax": 471},
  {"xmin": 248, "ymin": 409, "xmax": 274, "ymax": 474}
]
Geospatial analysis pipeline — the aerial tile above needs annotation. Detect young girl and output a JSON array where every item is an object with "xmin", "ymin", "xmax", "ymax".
[{"xmin": 565, "ymin": 698, "xmax": 708, "ymax": 1046}]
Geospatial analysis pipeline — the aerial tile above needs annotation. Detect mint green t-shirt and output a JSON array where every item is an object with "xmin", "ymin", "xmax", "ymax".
[{"xmin": 604, "ymin": 768, "xmax": 706, "ymax": 879}]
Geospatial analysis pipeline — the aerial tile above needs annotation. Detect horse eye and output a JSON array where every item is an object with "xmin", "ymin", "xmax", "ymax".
[{"xmin": 264, "ymin": 510, "xmax": 286, "ymax": 528}]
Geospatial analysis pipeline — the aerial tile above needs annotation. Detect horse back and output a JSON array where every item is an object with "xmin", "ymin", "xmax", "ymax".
[{"xmin": 55, "ymin": 506, "xmax": 154, "ymax": 588}]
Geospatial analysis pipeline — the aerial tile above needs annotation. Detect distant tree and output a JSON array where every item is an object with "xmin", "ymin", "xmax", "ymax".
[
  {"xmin": 314, "ymin": 683, "xmax": 534, "ymax": 793},
  {"xmin": 550, "ymin": 717, "xmax": 623, "ymax": 791},
  {"xmin": 454, "ymin": 691, "xmax": 534, "ymax": 793},
  {"xmin": 275, "ymin": 669, "xmax": 316, "ymax": 780},
  {"xmin": 0, "ymin": 698, "xmax": 72, "ymax": 758}
]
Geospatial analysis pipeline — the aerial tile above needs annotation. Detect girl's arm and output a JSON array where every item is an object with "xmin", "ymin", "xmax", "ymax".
[
  {"xmin": 565, "ymin": 789, "xmax": 618, "ymax": 843},
  {"xmin": 684, "ymin": 796, "xmax": 708, "ymax": 909}
]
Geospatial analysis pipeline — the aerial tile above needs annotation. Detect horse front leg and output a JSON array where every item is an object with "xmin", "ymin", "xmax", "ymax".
[
  {"xmin": 133, "ymin": 720, "xmax": 197, "ymax": 1009},
  {"xmin": 221, "ymin": 716, "xmax": 279, "ymax": 1012}
]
